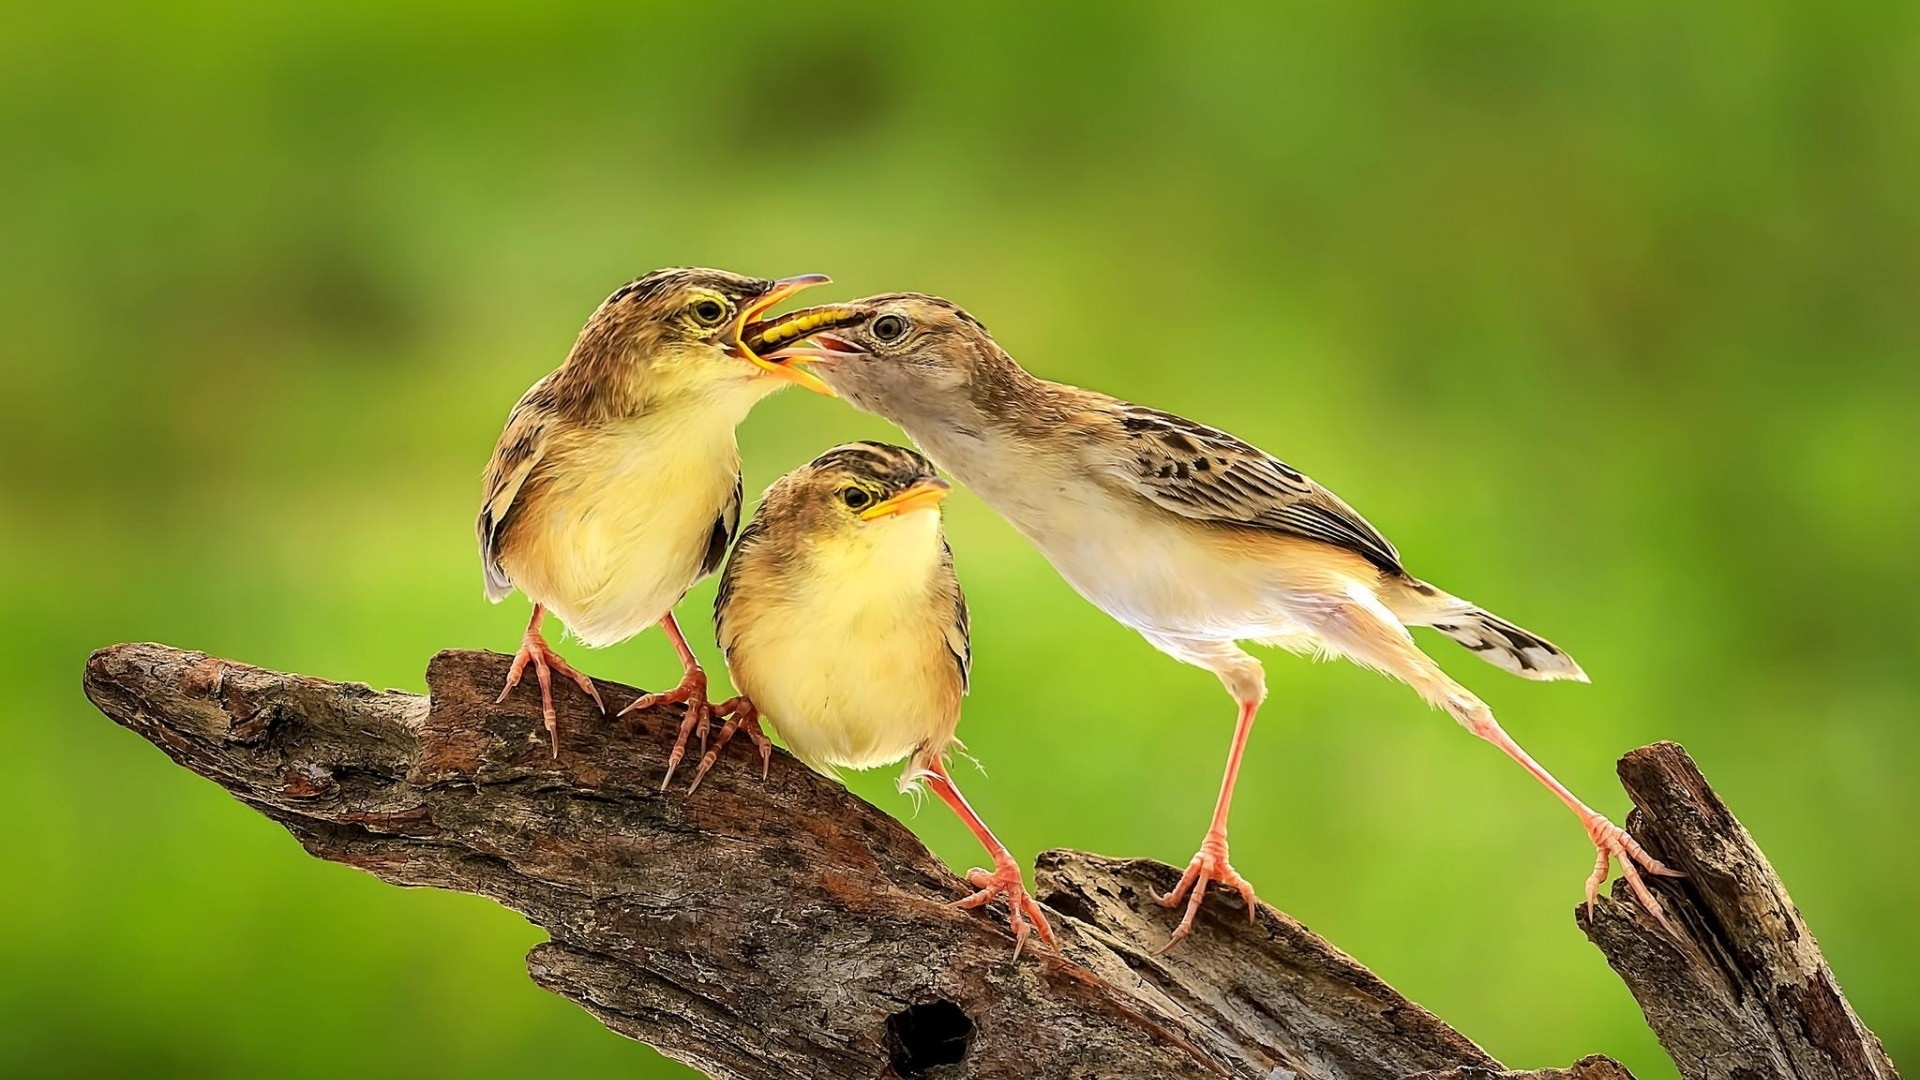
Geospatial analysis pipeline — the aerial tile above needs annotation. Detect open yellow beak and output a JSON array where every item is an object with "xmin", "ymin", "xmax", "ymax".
[
  {"xmin": 859, "ymin": 478, "xmax": 951, "ymax": 520},
  {"xmin": 732, "ymin": 275, "xmax": 836, "ymax": 396}
]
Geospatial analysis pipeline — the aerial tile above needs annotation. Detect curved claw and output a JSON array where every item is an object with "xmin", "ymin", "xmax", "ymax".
[
  {"xmin": 496, "ymin": 629, "xmax": 605, "ymax": 757},
  {"xmin": 687, "ymin": 698, "xmax": 774, "ymax": 793},
  {"xmin": 955, "ymin": 863, "xmax": 1056, "ymax": 959},
  {"xmin": 658, "ymin": 698, "xmax": 712, "ymax": 791},
  {"xmin": 619, "ymin": 667, "xmax": 731, "ymax": 790},
  {"xmin": 1157, "ymin": 833, "xmax": 1259, "ymax": 951},
  {"xmin": 620, "ymin": 671, "xmax": 706, "ymax": 717},
  {"xmin": 1584, "ymin": 813, "xmax": 1686, "ymax": 937}
]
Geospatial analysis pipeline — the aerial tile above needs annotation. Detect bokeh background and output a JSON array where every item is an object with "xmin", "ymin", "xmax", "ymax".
[{"xmin": 4, "ymin": 2, "xmax": 1916, "ymax": 1077}]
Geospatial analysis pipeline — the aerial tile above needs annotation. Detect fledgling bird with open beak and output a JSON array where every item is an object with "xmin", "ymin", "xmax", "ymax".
[
  {"xmin": 701, "ymin": 441, "xmax": 1055, "ymax": 956},
  {"xmin": 762, "ymin": 294, "xmax": 1682, "ymax": 944},
  {"xmin": 476, "ymin": 267, "xmax": 835, "ymax": 758}
]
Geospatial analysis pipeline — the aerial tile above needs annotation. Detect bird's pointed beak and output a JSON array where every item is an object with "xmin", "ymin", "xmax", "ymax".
[
  {"xmin": 859, "ymin": 478, "xmax": 951, "ymax": 520},
  {"xmin": 731, "ymin": 275, "xmax": 837, "ymax": 396}
]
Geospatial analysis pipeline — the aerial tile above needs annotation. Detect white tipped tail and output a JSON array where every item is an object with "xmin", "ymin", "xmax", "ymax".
[{"xmin": 1387, "ymin": 579, "xmax": 1588, "ymax": 682}]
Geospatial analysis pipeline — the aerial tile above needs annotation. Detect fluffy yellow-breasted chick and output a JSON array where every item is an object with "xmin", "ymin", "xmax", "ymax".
[
  {"xmin": 704, "ymin": 441, "xmax": 1053, "ymax": 955},
  {"xmin": 477, "ymin": 267, "xmax": 833, "ymax": 755}
]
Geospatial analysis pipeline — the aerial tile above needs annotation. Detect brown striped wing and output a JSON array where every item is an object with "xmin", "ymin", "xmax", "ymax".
[{"xmin": 1099, "ymin": 403, "xmax": 1404, "ymax": 576}]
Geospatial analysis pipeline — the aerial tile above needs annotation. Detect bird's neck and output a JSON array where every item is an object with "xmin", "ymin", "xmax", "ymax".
[
  {"xmin": 547, "ymin": 353, "xmax": 777, "ymax": 429},
  {"xmin": 802, "ymin": 511, "xmax": 945, "ymax": 599},
  {"xmin": 887, "ymin": 350, "xmax": 1076, "ymax": 487},
  {"xmin": 963, "ymin": 342, "xmax": 1045, "ymax": 412}
]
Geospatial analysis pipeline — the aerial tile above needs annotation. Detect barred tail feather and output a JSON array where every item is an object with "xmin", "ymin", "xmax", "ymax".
[{"xmin": 1389, "ymin": 580, "xmax": 1587, "ymax": 682}]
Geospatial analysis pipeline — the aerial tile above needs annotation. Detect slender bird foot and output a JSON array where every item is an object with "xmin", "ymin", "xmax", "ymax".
[
  {"xmin": 496, "ymin": 632, "xmax": 605, "ymax": 757},
  {"xmin": 620, "ymin": 667, "xmax": 726, "ymax": 790},
  {"xmin": 954, "ymin": 859, "xmax": 1055, "ymax": 959},
  {"xmin": 686, "ymin": 697, "xmax": 773, "ymax": 793},
  {"xmin": 1583, "ymin": 812, "xmax": 1686, "ymax": 935},
  {"xmin": 1157, "ymin": 832, "xmax": 1259, "ymax": 950}
]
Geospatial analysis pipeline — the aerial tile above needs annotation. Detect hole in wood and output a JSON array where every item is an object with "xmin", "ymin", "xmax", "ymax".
[{"xmin": 884, "ymin": 999, "xmax": 974, "ymax": 1076}]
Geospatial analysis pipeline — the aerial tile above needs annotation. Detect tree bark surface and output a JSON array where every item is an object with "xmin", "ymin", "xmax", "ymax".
[
  {"xmin": 81, "ymin": 643, "xmax": 1894, "ymax": 1080},
  {"xmin": 1580, "ymin": 743, "xmax": 1900, "ymax": 1080}
]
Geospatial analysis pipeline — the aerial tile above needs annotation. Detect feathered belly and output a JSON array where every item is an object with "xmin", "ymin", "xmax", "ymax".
[
  {"xmin": 737, "ymin": 633, "xmax": 956, "ymax": 772},
  {"xmin": 1014, "ymin": 499, "xmax": 1365, "ymax": 642},
  {"xmin": 503, "ymin": 440, "xmax": 734, "ymax": 649}
]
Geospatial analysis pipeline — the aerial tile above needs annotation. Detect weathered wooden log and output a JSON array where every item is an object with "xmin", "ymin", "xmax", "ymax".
[
  {"xmin": 1580, "ymin": 742, "xmax": 1899, "ymax": 1080},
  {"xmin": 82, "ymin": 643, "xmax": 1889, "ymax": 1079}
]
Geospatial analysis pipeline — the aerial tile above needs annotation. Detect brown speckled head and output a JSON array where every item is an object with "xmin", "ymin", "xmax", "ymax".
[
  {"xmin": 779, "ymin": 293, "xmax": 1035, "ymax": 425},
  {"xmin": 550, "ymin": 267, "xmax": 835, "ymax": 414},
  {"xmin": 756, "ymin": 441, "xmax": 951, "ymax": 541},
  {"xmin": 712, "ymin": 440, "xmax": 962, "ymax": 681},
  {"xmin": 576, "ymin": 266, "xmax": 776, "ymax": 362}
]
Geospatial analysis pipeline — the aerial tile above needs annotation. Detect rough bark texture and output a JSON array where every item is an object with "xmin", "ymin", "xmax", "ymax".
[
  {"xmin": 1405, "ymin": 1059, "xmax": 1638, "ymax": 1080},
  {"xmin": 80, "ymin": 643, "xmax": 1892, "ymax": 1080},
  {"xmin": 1580, "ymin": 743, "xmax": 1900, "ymax": 1080}
]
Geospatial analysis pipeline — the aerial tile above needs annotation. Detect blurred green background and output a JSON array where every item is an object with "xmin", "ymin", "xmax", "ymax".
[{"xmin": 4, "ymin": 1, "xmax": 1916, "ymax": 1077}]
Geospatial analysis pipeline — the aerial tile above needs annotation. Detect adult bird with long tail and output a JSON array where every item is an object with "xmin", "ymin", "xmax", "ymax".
[{"xmin": 761, "ymin": 293, "xmax": 1681, "ymax": 945}]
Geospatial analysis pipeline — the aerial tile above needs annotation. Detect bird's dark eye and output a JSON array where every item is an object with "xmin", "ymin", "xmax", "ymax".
[
  {"xmin": 871, "ymin": 313, "xmax": 910, "ymax": 343},
  {"xmin": 690, "ymin": 298, "xmax": 729, "ymax": 326},
  {"xmin": 840, "ymin": 486, "xmax": 872, "ymax": 510}
]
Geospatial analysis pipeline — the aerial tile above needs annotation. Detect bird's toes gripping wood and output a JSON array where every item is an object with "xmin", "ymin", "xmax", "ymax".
[
  {"xmin": 496, "ymin": 632, "xmax": 606, "ymax": 758},
  {"xmin": 1157, "ymin": 836, "xmax": 1260, "ymax": 952},
  {"xmin": 686, "ymin": 697, "xmax": 773, "ymax": 793},
  {"xmin": 620, "ymin": 667, "xmax": 732, "ymax": 790},
  {"xmin": 955, "ymin": 863, "xmax": 1056, "ymax": 959},
  {"xmin": 1583, "ymin": 813, "xmax": 1686, "ymax": 937}
]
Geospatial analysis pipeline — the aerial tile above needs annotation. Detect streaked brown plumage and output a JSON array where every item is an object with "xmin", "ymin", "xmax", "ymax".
[
  {"xmin": 704, "ymin": 441, "xmax": 1054, "ymax": 955},
  {"xmin": 762, "ymin": 293, "xmax": 1680, "ymax": 944},
  {"xmin": 477, "ymin": 267, "xmax": 834, "ymax": 757}
]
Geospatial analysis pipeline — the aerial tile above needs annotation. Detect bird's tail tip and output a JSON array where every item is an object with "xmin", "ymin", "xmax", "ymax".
[
  {"xmin": 1435, "ymin": 608, "xmax": 1587, "ymax": 681},
  {"xmin": 1395, "ymin": 582, "xmax": 1586, "ymax": 682}
]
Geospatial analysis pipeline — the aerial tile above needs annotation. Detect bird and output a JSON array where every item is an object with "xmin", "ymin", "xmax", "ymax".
[
  {"xmin": 476, "ymin": 267, "xmax": 836, "ymax": 760},
  {"xmin": 700, "ymin": 440, "xmax": 1055, "ymax": 956},
  {"xmin": 758, "ymin": 293, "xmax": 1682, "ymax": 944}
]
